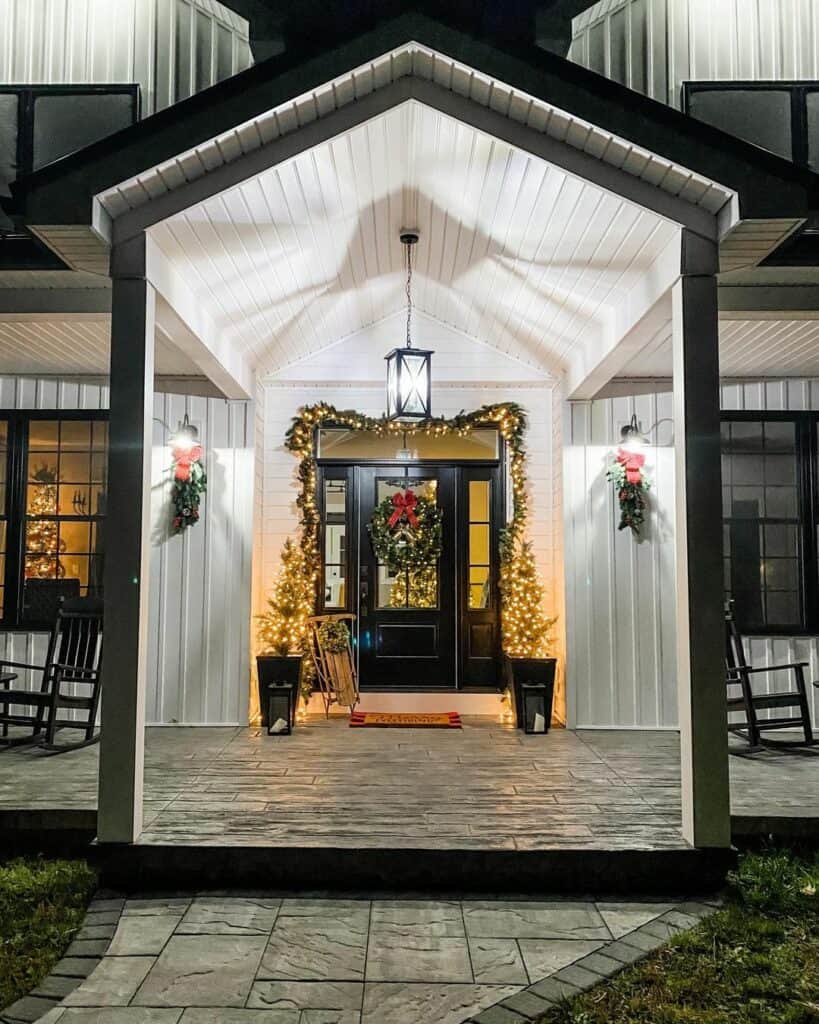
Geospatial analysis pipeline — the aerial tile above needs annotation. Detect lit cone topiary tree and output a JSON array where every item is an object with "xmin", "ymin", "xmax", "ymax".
[
  {"xmin": 257, "ymin": 538, "xmax": 313, "ymax": 658},
  {"xmin": 499, "ymin": 539, "xmax": 555, "ymax": 658}
]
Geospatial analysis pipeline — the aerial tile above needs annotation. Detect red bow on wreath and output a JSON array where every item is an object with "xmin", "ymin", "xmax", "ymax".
[
  {"xmin": 387, "ymin": 489, "xmax": 419, "ymax": 529},
  {"xmin": 172, "ymin": 444, "xmax": 203, "ymax": 483},
  {"xmin": 616, "ymin": 447, "xmax": 646, "ymax": 485}
]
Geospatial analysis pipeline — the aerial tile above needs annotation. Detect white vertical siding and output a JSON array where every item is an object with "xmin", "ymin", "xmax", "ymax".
[
  {"xmin": 0, "ymin": 375, "xmax": 254, "ymax": 726},
  {"xmin": 564, "ymin": 390, "xmax": 677, "ymax": 729},
  {"xmin": 566, "ymin": 378, "xmax": 819, "ymax": 729},
  {"xmin": 570, "ymin": 0, "xmax": 819, "ymax": 107},
  {"xmin": 0, "ymin": 0, "xmax": 252, "ymax": 115},
  {"xmin": 146, "ymin": 391, "xmax": 253, "ymax": 725}
]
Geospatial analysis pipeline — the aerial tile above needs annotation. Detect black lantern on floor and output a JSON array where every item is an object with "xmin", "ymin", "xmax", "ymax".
[
  {"xmin": 266, "ymin": 681, "xmax": 296, "ymax": 735},
  {"xmin": 385, "ymin": 231, "xmax": 433, "ymax": 421},
  {"xmin": 521, "ymin": 682, "xmax": 551, "ymax": 735}
]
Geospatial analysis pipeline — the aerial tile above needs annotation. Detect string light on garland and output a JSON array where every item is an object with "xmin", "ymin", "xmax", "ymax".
[{"xmin": 282, "ymin": 401, "xmax": 555, "ymax": 670}]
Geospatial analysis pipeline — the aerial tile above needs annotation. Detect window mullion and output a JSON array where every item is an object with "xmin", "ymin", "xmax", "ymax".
[
  {"xmin": 5, "ymin": 415, "xmax": 27, "ymax": 626},
  {"xmin": 803, "ymin": 413, "xmax": 819, "ymax": 632}
]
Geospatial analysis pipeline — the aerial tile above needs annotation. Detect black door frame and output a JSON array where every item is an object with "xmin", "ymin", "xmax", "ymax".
[{"xmin": 316, "ymin": 454, "xmax": 504, "ymax": 691}]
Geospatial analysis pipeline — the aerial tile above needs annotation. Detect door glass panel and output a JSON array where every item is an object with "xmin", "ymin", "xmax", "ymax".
[
  {"xmin": 468, "ymin": 479, "xmax": 491, "ymax": 609},
  {"xmin": 375, "ymin": 476, "xmax": 438, "ymax": 609},
  {"xmin": 318, "ymin": 428, "xmax": 499, "ymax": 460},
  {"xmin": 323, "ymin": 478, "xmax": 346, "ymax": 609}
]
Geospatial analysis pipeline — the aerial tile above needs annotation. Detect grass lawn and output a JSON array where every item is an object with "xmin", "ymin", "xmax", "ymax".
[
  {"xmin": 539, "ymin": 849, "xmax": 819, "ymax": 1024},
  {"xmin": 0, "ymin": 858, "xmax": 97, "ymax": 1010}
]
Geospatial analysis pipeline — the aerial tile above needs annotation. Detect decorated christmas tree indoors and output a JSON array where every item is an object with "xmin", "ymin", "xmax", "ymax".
[
  {"xmin": 499, "ymin": 539, "xmax": 555, "ymax": 658},
  {"xmin": 257, "ymin": 538, "xmax": 313, "ymax": 657},
  {"xmin": 25, "ymin": 464, "xmax": 65, "ymax": 579},
  {"xmin": 388, "ymin": 566, "xmax": 437, "ymax": 608}
]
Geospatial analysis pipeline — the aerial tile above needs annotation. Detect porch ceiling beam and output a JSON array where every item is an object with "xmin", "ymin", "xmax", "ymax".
[
  {"xmin": 719, "ymin": 284, "xmax": 819, "ymax": 316},
  {"xmin": 101, "ymin": 77, "xmax": 721, "ymax": 251},
  {"xmin": 0, "ymin": 288, "xmax": 111, "ymax": 315},
  {"xmin": 140, "ymin": 236, "xmax": 254, "ymax": 401},
  {"xmin": 566, "ymin": 232, "xmax": 687, "ymax": 400}
]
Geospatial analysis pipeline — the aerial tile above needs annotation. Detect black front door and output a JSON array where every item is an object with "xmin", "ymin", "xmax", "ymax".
[{"xmin": 358, "ymin": 466, "xmax": 456, "ymax": 688}]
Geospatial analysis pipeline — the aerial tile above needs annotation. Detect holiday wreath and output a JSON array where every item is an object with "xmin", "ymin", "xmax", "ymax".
[
  {"xmin": 368, "ymin": 488, "xmax": 443, "ymax": 572},
  {"xmin": 606, "ymin": 447, "xmax": 650, "ymax": 536},
  {"xmin": 171, "ymin": 441, "xmax": 207, "ymax": 534}
]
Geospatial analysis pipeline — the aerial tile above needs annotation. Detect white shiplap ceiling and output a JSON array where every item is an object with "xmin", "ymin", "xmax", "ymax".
[
  {"xmin": 148, "ymin": 100, "xmax": 679, "ymax": 378},
  {"xmin": 619, "ymin": 316, "xmax": 819, "ymax": 379},
  {"xmin": 0, "ymin": 317, "xmax": 200, "ymax": 377}
]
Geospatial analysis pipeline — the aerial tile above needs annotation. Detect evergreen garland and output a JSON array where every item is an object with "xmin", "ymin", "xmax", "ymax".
[{"xmin": 282, "ymin": 402, "xmax": 553, "ymax": 660}]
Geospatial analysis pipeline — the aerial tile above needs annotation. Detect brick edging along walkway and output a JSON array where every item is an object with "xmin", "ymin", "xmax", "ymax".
[
  {"xmin": 465, "ymin": 901, "xmax": 718, "ymax": 1024},
  {"xmin": 0, "ymin": 895, "xmax": 125, "ymax": 1024}
]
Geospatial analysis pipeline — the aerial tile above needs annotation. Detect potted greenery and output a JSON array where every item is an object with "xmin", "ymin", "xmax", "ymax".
[
  {"xmin": 256, "ymin": 538, "xmax": 312, "ymax": 727},
  {"xmin": 500, "ymin": 538, "xmax": 558, "ymax": 730}
]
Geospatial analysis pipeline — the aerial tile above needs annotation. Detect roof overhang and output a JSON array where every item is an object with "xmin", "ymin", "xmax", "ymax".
[{"xmin": 14, "ymin": 12, "xmax": 818, "ymax": 232}]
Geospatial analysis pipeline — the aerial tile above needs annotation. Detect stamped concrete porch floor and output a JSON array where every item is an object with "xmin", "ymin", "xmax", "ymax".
[
  {"xmin": 1, "ymin": 717, "xmax": 816, "ymax": 848},
  {"xmin": 24, "ymin": 891, "xmax": 715, "ymax": 1024}
]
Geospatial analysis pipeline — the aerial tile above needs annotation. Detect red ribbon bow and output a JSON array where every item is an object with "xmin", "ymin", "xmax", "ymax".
[
  {"xmin": 387, "ymin": 489, "xmax": 419, "ymax": 529},
  {"xmin": 616, "ymin": 447, "xmax": 646, "ymax": 485},
  {"xmin": 172, "ymin": 444, "xmax": 203, "ymax": 483}
]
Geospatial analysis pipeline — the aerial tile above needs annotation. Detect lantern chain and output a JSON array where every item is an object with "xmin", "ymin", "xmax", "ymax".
[{"xmin": 405, "ymin": 237, "xmax": 413, "ymax": 349}]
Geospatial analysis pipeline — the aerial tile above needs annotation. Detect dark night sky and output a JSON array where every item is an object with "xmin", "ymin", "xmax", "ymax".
[{"xmin": 226, "ymin": 1, "xmax": 591, "ymax": 62}]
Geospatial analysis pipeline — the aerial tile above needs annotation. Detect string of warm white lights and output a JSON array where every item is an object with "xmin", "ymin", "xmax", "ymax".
[{"xmin": 283, "ymin": 401, "xmax": 554, "ymax": 660}]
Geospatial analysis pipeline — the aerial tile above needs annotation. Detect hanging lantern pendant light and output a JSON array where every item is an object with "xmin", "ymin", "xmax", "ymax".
[{"xmin": 385, "ymin": 230, "xmax": 434, "ymax": 420}]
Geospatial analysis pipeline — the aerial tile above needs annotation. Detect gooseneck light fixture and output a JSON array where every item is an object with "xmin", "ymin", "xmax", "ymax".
[
  {"xmin": 385, "ymin": 230, "xmax": 434, "ymax": 420},
  {"xmin": 171, "ymin": 412, "xmax": 199, "ymax": 452},
  {"xmin": 620, "ymin": 413, "xmax": 647, "ymax": 451}
]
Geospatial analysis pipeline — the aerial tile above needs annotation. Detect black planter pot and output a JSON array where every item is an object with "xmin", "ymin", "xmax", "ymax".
[
  {"xmin": 256, "ymin": 655, "xmax": 302, "ymax": 728},
  {"xmin": 504, "ymin": 655, "xmax": 557, "ymax": 732}
]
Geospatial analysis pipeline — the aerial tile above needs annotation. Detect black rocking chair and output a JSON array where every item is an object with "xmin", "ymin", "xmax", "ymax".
[
  {"xmin": 725, "ymin": 604, "xmax": 815, "ymax": 751},
  {"xmin": 0, "ymin": 596, "xmax": 103, "ymax": 751}
]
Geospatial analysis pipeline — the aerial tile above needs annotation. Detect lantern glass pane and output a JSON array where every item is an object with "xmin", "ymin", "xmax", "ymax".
[
  {"xmin": 386, "ymin": 354, "xmax": 398, "ymax": 418},
  {"xmin": 399, "ymin": 352, "xmax": 429, "ymax": 417}
]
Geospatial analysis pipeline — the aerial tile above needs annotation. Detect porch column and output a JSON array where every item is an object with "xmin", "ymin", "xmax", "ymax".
[
  {"xmin": 672, "ymin": 230, "xmax": 731, "ymax": 848},
  {"xmin": 97, "ymin": 234, "xmax": 155, "ymax": 844}
]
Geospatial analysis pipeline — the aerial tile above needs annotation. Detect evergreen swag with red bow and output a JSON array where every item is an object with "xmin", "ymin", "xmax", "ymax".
[
  {"xmin": 606, "ymin": 447, "xmax": 651, "ymax": 535},
  {"xmin": 171, "ymin": 441, "xmax": 207, "ymax": 534},
  {"xmin": 368, "ymin": 488, "xmax": 443, "ymax": 572}
]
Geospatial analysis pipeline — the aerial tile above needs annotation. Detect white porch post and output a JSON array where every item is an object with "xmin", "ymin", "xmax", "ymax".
[
  {"xmin": 97, "ymin": 234, "xmax": 155, "ymax": 844},
  {"xmin": 672, "ymin": 230, "xmax": 731, "ymax": 848}
]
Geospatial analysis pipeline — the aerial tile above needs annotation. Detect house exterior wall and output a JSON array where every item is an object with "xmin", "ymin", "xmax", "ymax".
[
  {"xmin": 0, "ymin": 0, "xmax": 252, "ymax": 115},
  {"xmin": 565, "ymin": 378, "xmax": 819, "ymax": 730},
  {"xmin": 570, "ymin": 0, "xmax": 819, "ymax": 108},
  {"xmin": 0, "ymin": 375, "xmax": 254, "ymax": 726}
]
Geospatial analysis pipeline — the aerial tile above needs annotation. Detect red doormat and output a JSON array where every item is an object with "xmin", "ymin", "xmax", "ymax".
[{"xmin": 349, "ymin": 711, "xmax": 462, "ymax": 728}]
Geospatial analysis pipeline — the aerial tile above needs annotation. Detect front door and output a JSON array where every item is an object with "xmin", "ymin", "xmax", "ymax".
[{"xmin": 358, "ymin": 466, "xmax": 456, "ymax": 688}]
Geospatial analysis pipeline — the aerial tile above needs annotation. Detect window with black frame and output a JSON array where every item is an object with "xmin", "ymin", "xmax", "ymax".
[
  {"xmin": 0, "ymin": 414, "xmax": 107, "ymax": 628},
  {"xmin": 721, "ymin": 415, "xmax": 816, "ymax": 634}
]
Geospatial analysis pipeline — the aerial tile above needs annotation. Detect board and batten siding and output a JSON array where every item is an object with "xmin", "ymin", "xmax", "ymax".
[
  {"xmin": 0, "ymin": 0, "xmax": 252, "ymax": 116},
  {"xmin": 0, "ymin": 376, "xmax": 254, "ymax": 726},
  {"xmin": 565, "ymin": 378, "xmax": 819, "ymax": 730},
  {"xmin": 570, "ymin": 0, "xmax": 819, "ymax": 108}
]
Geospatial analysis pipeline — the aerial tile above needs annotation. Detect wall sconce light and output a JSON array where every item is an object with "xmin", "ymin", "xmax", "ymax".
[
  {"xmin": 620, "ymin": 413, "xmax": 647, "ymax": 451},
  {"xmin": 171, "ymin": 412, "xmax": 198, "ymax": 452}
]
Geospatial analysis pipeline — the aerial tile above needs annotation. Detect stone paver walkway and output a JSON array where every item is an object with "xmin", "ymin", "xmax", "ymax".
[{"xmin": 5, "ymin": 893, "xmax": 719, "ymax": 1024}]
